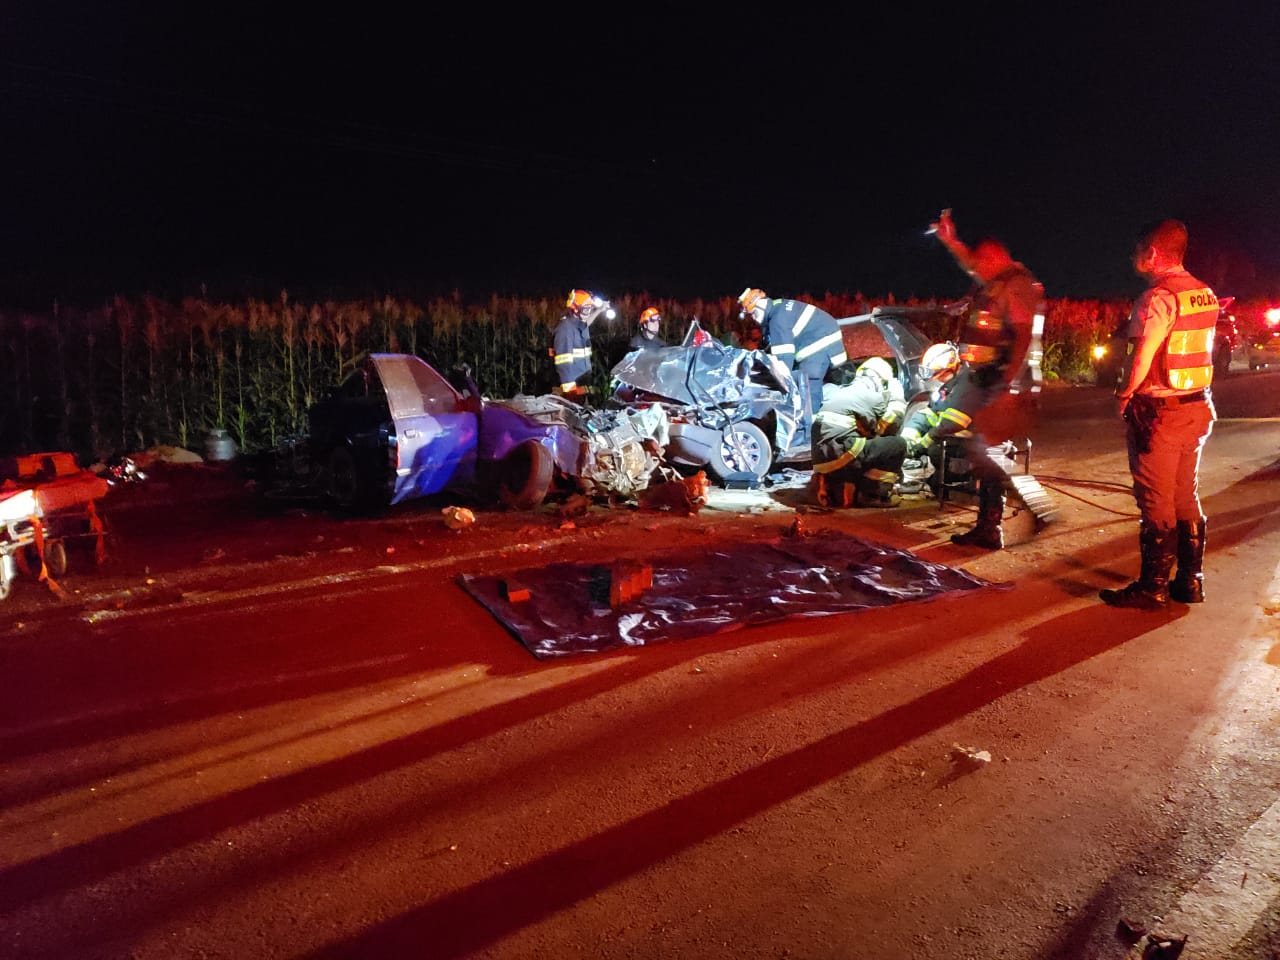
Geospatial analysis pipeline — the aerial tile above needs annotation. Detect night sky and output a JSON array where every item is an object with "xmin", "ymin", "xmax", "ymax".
[{"xmin": 3, "ymin": 5, "xmax": 1279, "ymax": 309}]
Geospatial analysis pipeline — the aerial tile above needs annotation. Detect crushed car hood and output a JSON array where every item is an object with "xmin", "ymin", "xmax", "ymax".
[
  {"xmin": 611, "ymin": 342, "xmax": 798, "ymax": 408},
  {"xmin": 611, "ymin": 341, "xmax": 804, "ymax": 450}
]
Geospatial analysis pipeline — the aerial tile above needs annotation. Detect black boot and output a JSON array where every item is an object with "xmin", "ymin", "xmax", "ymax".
[
  {"xmin": 855, "ymin": 477, "xmax": 899, "ymax": 508},
  {"xmin": 951, "ymin": 480, "xmax": 1004, "ymax": 549},
  {"xmin": 1099, "ymin": 523, "xmax": 1177, "ymax": 609},
  {"xmin": 1169, "ymin": 517, "xmax": 1207, "ymax": 603}
]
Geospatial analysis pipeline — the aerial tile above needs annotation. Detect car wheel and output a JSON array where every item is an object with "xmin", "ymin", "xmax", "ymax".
[
  {"xmin": 708, "ymin": 421, "xmax": 772, "ymax": 482},
  {"xmin": 43, "ymin": 539, "xmax": 68, "ymax": 578},
  {"xmin": 327, "ymin": 446, "xmax": 363, "ymax": 510},
  {"xmin": 0, "ymin": 554, "xmax": 16, "ymax": 600},
  {"xmin": 499, "ymin": 440, "xmax": 554, "ymax": 510}
]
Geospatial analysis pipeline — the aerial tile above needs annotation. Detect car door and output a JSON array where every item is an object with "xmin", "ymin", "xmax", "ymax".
[{"xmin": 370, "ymin": 354, "xmax": 479, "ymax": 504}]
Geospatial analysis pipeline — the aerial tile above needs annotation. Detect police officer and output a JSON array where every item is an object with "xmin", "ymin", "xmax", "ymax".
[
  {"xmin": 915, "ymin": 209, "xmax": 1056, "ymax": 549},
  {"xmin": 1100, "ymin": 220, "xmax": 1216, "ymax": 609},
  {"xmin": 552, "ymin": 289, "xmax": 614, "ymax": 400},
  {"xmin": 737, "ymin": 288, "xmax": 849, "ymax": 446},
  {"xmin": 628, "ymin": 307, "xmax": 667, "ymax": 352},
  {"xmin": 811, "ymin": 357, "xmax": 909, "ymax": 507}
]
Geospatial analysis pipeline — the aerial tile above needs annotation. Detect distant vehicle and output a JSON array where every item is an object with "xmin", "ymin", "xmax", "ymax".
[
  {"xmin": 609, "ymin": 309, "xmax": 937, "ymax": 483},
  {"xmin": 258, "ymin": 354, "xmax": 586, "ymax": 512},
  {"xmin": 1215, "ymin": 298, "xmax": 1240, "ymax": 375},
  {"xmin": 1248, "ymin": 307, "xmax": 1280, "ymax": 370}
]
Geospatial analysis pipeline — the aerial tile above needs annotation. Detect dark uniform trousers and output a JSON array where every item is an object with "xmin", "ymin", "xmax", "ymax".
[{"xmin": 1126, "ymin": 393, "xmax": 1215, "ymax": 531}]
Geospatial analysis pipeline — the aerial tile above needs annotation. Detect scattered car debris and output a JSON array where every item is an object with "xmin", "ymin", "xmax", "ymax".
[
  {"xmin": 442, "ymin": 506, "xmax": 476, "ymax": 531},
  {"xmin": 950, "ymin": 743, "xmax": 993, "ymax": 767}
]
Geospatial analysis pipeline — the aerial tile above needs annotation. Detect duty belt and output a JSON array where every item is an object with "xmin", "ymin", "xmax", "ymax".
[{"xmin": 1135, "ymin": 389, "xmax": 1208, "ymax": 407}]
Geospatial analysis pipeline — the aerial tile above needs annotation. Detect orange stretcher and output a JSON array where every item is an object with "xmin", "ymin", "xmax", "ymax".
[{"xmin": 0, "ymin": 452, "xmax": 109, "ymax": 601}]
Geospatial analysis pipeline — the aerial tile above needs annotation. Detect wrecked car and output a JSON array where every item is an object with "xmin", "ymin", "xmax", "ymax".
[
  {"xmin": 609, "ymin": 310, "xmax": 939, "ymax": 483},
  {"xmin": 258, "ymin": 354, "xmax": 588, "ymax": 511},
  {"xmin": 257, "ymin": 353, "xmax": 664, "ymax": 512},
  {"xmin": 837, "ymin": 306, "xmax": 941, "ymax": 405},
  {"xmin": 610, "ymin": 321, "xmax": 806, "ymax": 483}
]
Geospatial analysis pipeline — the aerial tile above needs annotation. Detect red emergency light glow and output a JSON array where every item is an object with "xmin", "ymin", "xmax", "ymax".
[{"xmin": 1265, "ymin": 307, "xmax": 1280, "ymax": 326}]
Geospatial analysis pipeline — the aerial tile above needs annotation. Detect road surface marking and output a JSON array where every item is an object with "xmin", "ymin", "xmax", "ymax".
[
  {"xmin": 1134, "ymin": 550, "xmax": 1280, "ymax": 957},
  {"xmin": 79, "ymin": 542, "xmax": 546, "ymax": 623}
]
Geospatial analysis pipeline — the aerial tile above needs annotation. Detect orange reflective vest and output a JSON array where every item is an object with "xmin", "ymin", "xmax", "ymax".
[{"xmin": 1154, "ymin": 272, "xmax": 1217, "ymax": 391}]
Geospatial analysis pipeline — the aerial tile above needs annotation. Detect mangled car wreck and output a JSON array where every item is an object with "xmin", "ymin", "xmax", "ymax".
[
  {"xmin": 610, "ymin": 322, "xmax": 806, "ymax": 482},
  {"xmin": 257, "ymin": 353, "xmax": 665, "ymax": 512}
]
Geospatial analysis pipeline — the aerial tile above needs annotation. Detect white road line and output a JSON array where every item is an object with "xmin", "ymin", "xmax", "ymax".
[
  {"xmin": 1148, "ymin": 797, "xmax": 1280, "ymax": 956},
  {"xmin": 78, "ymin": 542, "xmax": 550, "ymax": 624},
  {"xmin": 1133, "ymin": 550, "xmax": 1280, "ymax": 957}
]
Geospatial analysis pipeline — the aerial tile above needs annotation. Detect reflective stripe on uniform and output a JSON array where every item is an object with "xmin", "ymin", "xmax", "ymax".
[
  {"xmin": 771, "ymin": 343, "xmax": 796, "ymax": 357},
  {"xmin": 812, "ymin": 437, "xmax": 868, "ymax": 474},
  {"xmin": 940, "ymin": 407, "xmax": 972, "ymax": 429},
  {"xmin": 814, "ymin": 411, "xmax": 856, "ymax": 430},
  {"xmin": 792, "ymin": 304, "xmax": 816, "ymax": 337},
  {"xmin": 554, "ymin": 353, "xmax": 575, "ymax": 365},
  {"xmin": 959, "ymin": 344, "xmax": 999, "ymax": 363},
  {"xmin": 1168, "ymin": 326, "xmax": 1213, "ymax": 356},
  {"xmin": 796, "ymin": 329, "xmax": 844, "ymax": 361}
]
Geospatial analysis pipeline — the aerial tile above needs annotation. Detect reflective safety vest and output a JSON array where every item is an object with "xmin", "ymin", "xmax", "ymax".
[{"xmin": 1153, "ymin": 272, "xmax": 1217, "ymax": 391}]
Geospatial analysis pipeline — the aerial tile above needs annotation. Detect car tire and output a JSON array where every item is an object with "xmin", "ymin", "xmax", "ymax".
[
  {"xmin": 499, "ymin": 440, "xmax": 554, "ymax": 510},
  {"xmin": 327, "ymin": 446, "xmax": 363, "ymax": 510},
  {"xmin": 43, "ymin": 539, "xmax": 68, "ymax": 579},
  {"xmin": 708, "ymin": 421, "xmax": 772, "ymax": 482}
]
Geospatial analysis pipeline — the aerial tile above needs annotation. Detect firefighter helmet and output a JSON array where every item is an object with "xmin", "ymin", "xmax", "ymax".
[
  {"xmin": 639, "ymin": 307, "xmax": 662, "ymax": 326},
  {"xmin": 566, "ymin": 289, "xmax": 601, "ymax": 315},
  {"xmin": 856, "ymin": 357, "xmax": 895, "ymax": 386},
  {"xmin": 566, "ymin": 289, "xmax": 614, "ymax": 321},
  {"xmin": 921, "ymin": 342, "xmax": 961, "ymax": 379},
  {"xmin": 738, "ymin": 287, "xmax": 767, "ymax": 317}
]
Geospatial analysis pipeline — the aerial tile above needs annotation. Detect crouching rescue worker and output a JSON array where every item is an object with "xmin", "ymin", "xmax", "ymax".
[
  {"xmin": 811, "ymin": 357, "xmax": 909, "ymax": 507},
  {"xmin": 1100, "ymin": 219, "xmax": 1217, "ymax": 609},
  {"xmin": 737, "ymin": 288, "xmax": 849, "ymax": 447},
  {"xmin": 552, "ymin": 289, "xmax": 614, "ymax": 401},
  {"xmin": 906, "ymin": 209, "xmax": 1057, "ymax": 549}
]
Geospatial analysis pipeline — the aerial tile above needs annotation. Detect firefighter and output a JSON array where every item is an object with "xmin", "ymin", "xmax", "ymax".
[
  {"xmin": 811, "ymin": 356, "xmax": 909, "ymax": 507},
  {"xmin": 737, "ymin": 288, "xmax": 849, "ymax": 446},
  {"xmin": 628, "ymin": 306, "xmax": 667, "ymax": 352},
  {"xmin": 1100, "ymin": 220, "xmax": 1217, "ymax": 609},
  {"xmin": 552, "ymin": 289, "xmax": 614, "ymax": 400},
  {"xmin": 911, "ymin": 209, "xmax": 1056, "ymax": 549}
]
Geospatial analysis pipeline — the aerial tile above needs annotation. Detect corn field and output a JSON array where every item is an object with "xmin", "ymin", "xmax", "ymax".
[{"xmin": 0, "ymin": 290, "xmax": 1220, "ymax": 461}]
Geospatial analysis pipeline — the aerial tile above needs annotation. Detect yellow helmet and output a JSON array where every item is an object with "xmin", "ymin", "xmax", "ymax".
[{"xmin": 856, "ymin": 357, "xmax": 894, "ymax": 385}]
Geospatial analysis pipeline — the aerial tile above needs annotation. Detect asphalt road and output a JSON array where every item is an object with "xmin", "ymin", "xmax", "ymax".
[{"xmin": 1, "ymin": 371, "xmax": 1278, "ymax": 959}]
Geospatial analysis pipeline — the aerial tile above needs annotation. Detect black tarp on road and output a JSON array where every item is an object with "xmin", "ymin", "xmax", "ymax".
[{"xmin": 458, "ymin": 529, "xmax": 1001, "ymax": 659}]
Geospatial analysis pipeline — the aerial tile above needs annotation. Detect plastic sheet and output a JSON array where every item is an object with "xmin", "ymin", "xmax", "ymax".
[{"xmin": 457, "ymin": 529, "xmax": 1002, "ymax": 659}]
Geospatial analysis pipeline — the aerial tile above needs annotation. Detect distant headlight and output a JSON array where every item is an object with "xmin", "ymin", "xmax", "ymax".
[{"xmin": 1092, "ymin": 345, "xmax": 1108, "ymax": 360}]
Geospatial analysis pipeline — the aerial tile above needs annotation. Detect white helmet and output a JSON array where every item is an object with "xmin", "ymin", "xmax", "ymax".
[
  {"xmin": 855, "ymin": 356, "xmax": 894, "ymax": 386},
  {"xmin": 921, "ymin": 342, "xmax": 961, "ymax": 379}
]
